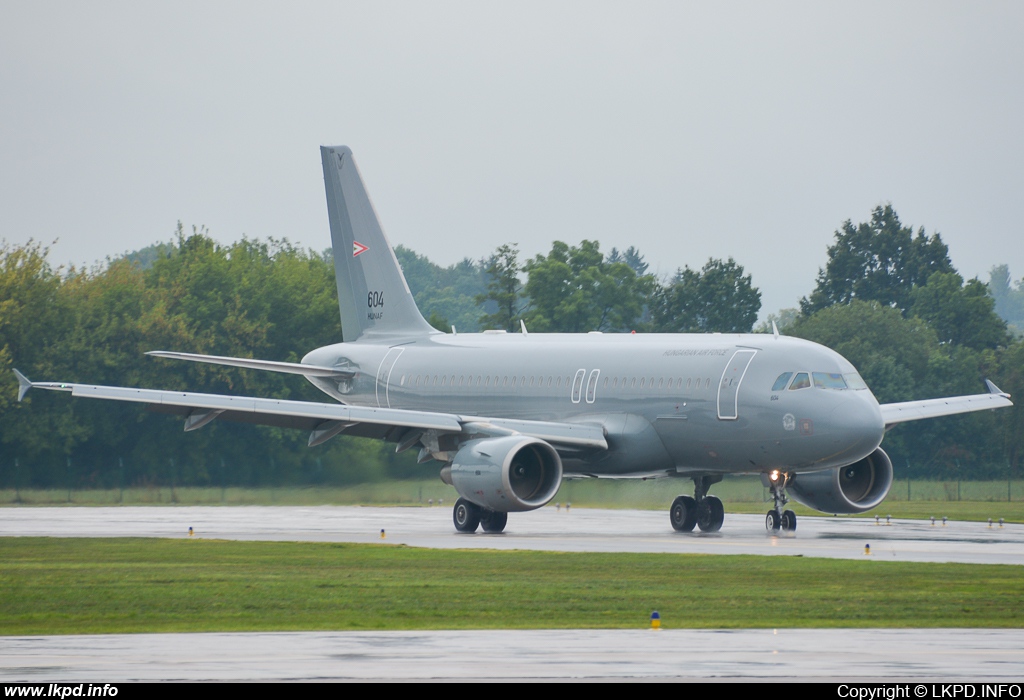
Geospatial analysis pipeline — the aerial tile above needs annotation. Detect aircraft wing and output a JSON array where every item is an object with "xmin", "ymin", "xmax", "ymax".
[
  {"xmin": 13, "ymin": 371, "xmax": 608, "ymax": 450},
  {"xmin": 879, "ymin": 380, "xmax": 1012, "ymax": 428}
]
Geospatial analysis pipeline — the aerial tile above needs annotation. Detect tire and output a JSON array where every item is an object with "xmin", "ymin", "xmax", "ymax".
[
  {"xmin": 697, "ymin": 495, "xmax": 725, "ymax": 532},
  {"xmin": 453, "ymin": 498, "xmax": 481, "ymax": 533},
  {"xmin": 480, "ymin": 510, "xmax": 508, "ymax": 533},
  {"xmin": 670, "ymin": 495, "xmax": 698, "ymax": 532},
  {"xmin": 766, "ymin": 510, "xmax": 780, "ymax": 531},
  {"xmin": 781, "ymin": 509, "xmax": 797, "ymax": 532}
]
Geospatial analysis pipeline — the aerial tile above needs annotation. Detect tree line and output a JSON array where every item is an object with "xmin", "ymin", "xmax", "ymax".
[
  {"xmin": 1, "ymin": 205, "xmax": 1022, "ymax": 488},
  {"xmin": 397, "ymin": 241, "xmax": 761, "ymax": 335}
]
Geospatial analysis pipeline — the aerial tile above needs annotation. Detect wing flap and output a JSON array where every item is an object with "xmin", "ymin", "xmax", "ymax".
[
  {"xmin": 66, "ymin": 383, "xmax": 462, "ymax": 432},
  {"xmin": 146, "ymin": 403, "xmax": 398, "ymax": 439}
]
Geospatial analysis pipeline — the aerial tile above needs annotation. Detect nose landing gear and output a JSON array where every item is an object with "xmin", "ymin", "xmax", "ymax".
[
  {"xmin": 669, "ymin": 475, "xmax": 724, "ymax": 533},
  {"xmin": 762, "ymin": 470, "xmax": 797, "ymax": 533}
]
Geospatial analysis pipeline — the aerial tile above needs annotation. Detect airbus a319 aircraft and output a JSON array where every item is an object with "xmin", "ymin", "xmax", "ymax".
[{"xmin": 15, "ymin": 146, "xmax": 1014, "ymax": 534}]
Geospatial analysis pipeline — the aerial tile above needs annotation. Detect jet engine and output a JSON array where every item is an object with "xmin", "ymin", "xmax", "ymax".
[
  {"xmin": 788, "ymin": 447, "xmax": 894, "ymax": 514},
  {"xmin": 444, "ymin": 436, "xmax": 563, "ymax": 512}
]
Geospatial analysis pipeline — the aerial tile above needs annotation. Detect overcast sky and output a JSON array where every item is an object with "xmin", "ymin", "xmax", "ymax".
[{"xmin": 2, "ymin": 1, "xmax": 1022, "ymax": 319}]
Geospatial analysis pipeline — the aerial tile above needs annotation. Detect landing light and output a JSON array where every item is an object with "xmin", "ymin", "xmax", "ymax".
[{"xmin": 769, "ymin": 470, "xmax": 781, "ymax": 483}]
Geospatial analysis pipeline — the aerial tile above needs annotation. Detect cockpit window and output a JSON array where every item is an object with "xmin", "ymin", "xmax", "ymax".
[
  {"xmin": 789, "ymin": 372, "xmax": 810, "ymax": 390},
  {"xmin": 771, "ymin": 373, "xmax": 793, "ymax": 392},
  {"xmin": 813, "ymin": 372, "xmax": 848, "ymax": 390},
  {"xmin": 843, "ymin": 372, "xmax": 868, "ymax": 390}
]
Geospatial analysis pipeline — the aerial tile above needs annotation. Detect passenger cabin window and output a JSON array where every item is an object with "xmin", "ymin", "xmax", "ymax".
[
  {"xmin": 772, "ymin": 373, "xmax": 793, "ymax": 392},
  {"xmin": 789, "ymin": 372, "xmax": 811, "ymax": 390}
]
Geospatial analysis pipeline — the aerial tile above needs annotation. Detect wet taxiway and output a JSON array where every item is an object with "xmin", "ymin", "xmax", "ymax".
[
  {"xmin": 2, "ymin": 629, "xmax": 1023, "ymax": 681},
  {"xmin": 1, "ymin": 505, "xmax": 1022, "ymax": 565},
  {"xmin": 3, "ymin": 506, "xmax": 1022, "ymax": 681}
]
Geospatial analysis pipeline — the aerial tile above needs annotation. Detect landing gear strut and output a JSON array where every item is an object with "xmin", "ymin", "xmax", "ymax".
[
  {"xmin": 670, "ymin": 475, "xmax": 725, "ymax": 533},
  {"xmin": 453, "ymin": 498, "xmax": 508, "ymax": 534},
  {"xmin": 762, "ymin": 470, "xmax": 797, "ymax": 533}
]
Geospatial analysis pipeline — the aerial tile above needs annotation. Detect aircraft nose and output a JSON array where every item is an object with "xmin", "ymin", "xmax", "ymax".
[{"xmin": 830, "ymin": 395, "xmax": 885, "ymax": 458}]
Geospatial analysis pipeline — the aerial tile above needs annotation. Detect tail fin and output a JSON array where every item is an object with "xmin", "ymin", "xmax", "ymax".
[{"xmin": 321, "ymin": 146, "xmax": 435, "ymax": 342}]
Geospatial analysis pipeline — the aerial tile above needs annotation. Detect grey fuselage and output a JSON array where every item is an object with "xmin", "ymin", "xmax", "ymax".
[{"xmin": 303, "ymin": 331, "xmax": 885, "ymax": 479}]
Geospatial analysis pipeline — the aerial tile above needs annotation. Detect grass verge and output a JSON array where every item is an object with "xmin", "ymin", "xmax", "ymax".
[
  {"xmin": 1, "ymin": 537, "xmax": 1022, "ymax": 635},
  {"xmin": 4, "ymin": 478, "xmax": 1024, "ymax": 523}
]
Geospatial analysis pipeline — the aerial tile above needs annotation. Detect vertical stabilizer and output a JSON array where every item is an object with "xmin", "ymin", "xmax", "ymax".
[{"xmin": 321, "ymin": 146, "xmax": 435, "ymax": 342}]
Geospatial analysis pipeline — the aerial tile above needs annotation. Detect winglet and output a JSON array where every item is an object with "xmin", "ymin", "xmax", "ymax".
[
  {"xmin": 12, "ymin": 369, "xmax": 32, "ymax": 402},
  {"xmin": 985, "ymin": 379, "xmax": 1010, "ymax": 398}
]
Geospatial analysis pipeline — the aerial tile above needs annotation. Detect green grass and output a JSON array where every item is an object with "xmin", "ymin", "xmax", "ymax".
[
  {"xmin": 3, "ymin": 477, "xmax": 1024, "ymax": 522},
  {"xmin": 0, "ymin": 481, "xmax": 461, "ymax": 507},
  {"xmin": 1, "ymin": 537, "xmax": 1023, "ymax": 635}
]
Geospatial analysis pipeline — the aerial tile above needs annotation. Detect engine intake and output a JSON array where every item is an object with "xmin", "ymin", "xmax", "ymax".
[
  {"xmin": 447, "ymin": 436, "xmax": 563, "ymax": 512},
  {"xmin": 788, "ymin": 447, "xmax": 894, "ymax": 514}
]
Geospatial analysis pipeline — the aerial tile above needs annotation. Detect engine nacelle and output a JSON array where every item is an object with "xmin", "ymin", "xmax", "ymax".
[
  {"xmin": 788, "ymin": 447, "xmax": 894, "ymax": 514},
  {"xmin": 446, "ymin": 436, "xmax": 563, "ymax": 512}
]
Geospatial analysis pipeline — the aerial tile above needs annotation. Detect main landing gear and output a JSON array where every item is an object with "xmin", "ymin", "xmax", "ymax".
[
  {"xmin": 670, "ymin": 475, "xmax": 725, "ymax": 533},
  {"xmin": 762, "ymin": 470, "xmax": 797, "ymax": 533},
  {"xmin": 453, "ymin": 497, "xmax": 508, "ymax": 534}
]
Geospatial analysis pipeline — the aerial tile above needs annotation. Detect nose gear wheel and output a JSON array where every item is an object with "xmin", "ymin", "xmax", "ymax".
[{"xmin": 764, "ymin": 473, "xmax": 797, "ymax": 533}]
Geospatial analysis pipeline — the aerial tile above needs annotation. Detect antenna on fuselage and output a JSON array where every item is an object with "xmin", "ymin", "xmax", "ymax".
[
  {"xmin": 520, "ymin": 319, "xmax": 529, "ymax": 335},
  {"xmin": 771, "ymin": 320, "xmax": 780, "ymax": 338}
]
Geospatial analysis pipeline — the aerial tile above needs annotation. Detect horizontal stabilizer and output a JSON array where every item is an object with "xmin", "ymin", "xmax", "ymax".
[{"xmin": 147, "ymin": 351, "xmax": 352, "ymax": 378}]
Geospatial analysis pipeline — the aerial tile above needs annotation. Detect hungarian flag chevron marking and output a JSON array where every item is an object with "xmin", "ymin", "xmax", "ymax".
[{"xmin": 352, "ymin": 241, "xmax": 369, "ymax": 257}]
